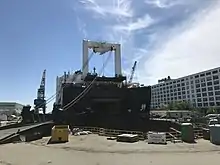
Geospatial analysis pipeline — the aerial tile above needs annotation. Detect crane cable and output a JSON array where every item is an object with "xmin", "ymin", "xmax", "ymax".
[
  {"xmin": 35, "ymin": 51, "xmax": 95, "ymax": 109},
  {"xmin": 62, "ymin": 51, "xmax": 112, "ymax": 111}
]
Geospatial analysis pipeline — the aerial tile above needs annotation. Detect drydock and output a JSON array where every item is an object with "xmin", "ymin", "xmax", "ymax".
[
  {"xmin": 54, "ymin": 40, "xmax": 151, "ymax": 131},
  {"xmin": 1, "ymin": 40, "xmax": 218, "ymax": 152}
]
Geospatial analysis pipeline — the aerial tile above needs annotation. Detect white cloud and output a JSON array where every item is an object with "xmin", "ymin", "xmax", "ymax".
[
  {"xmin": 141, "ymin": 2, "xmax": 220, "ymax": 85},
  {"xmin": 77, "ymin": 0, "xmax": 218, "ymax": 86},
  {"xmin": 78, "ymin": 0, "xmax": 151, "ymax": 70},
  {"xmin": 76, "ymin": 16, "xmax": 87, "ymax": 38},
  {"xmin": 113, "ymin": 14, "xmax": 154, "ymax": 32},
  {"xmin": 79, "ymin": 0, "xmax": 133, "ymax": 18},
  {"xmin": 145, "ymin": 0, "xmax": 179, "ymax": 8}
]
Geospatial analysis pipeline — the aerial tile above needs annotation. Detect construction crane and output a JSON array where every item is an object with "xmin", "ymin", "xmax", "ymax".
[
  {"xmin": 128, "ymin": 61, "xmax": 137, "ymax": 84},
  {"xmin": 34, "ymin": 69, "xmax": 46, "ymax": 115}
]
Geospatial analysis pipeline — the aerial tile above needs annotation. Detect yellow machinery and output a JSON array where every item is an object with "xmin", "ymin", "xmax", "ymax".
[{"xmin": 51, "ymin": 125, "xmax": 70, "ymax": 143}]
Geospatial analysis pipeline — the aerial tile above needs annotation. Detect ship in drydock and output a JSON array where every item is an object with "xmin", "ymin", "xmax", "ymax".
[{"xmin": 54, "ymin": 40, "xmax": 151, "ymax": 131}]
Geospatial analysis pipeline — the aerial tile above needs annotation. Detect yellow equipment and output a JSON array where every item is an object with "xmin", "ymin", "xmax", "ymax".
[{"xmin": 51, "ymin": 125, "xmax": 70, "ymax": 143}]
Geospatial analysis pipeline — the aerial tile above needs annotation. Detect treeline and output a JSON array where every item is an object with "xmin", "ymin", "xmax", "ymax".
[{"xmin": 160, "ymin": 101, "xmax": 220, "ymax": 115}]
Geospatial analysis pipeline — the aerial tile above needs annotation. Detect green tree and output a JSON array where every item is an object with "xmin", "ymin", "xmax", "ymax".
[
  {"xmin": 207, "ymin": 107, "xmax": 216, "ymax": 114},
  {"xmin": 167, "ymin": 101, "xmax": 193, "ymax": 110}
]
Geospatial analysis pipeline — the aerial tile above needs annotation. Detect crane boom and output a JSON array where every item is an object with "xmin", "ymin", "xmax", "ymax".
[
  {"xmin": 34, "ymin": 69, "xmax": 46, "ymax": 114},
  {"xmin": 128, "ymin": 61, "xmax": 137, "ymax": 84},
  {"xmin": 37, "ymin": 69, "xmax": 46, "ymax": 99}
]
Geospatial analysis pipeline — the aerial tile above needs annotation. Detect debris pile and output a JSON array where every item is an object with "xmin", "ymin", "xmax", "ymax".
[{"xmin": 71, "ymin": 128, "xmax": 92, "ymax": 136}]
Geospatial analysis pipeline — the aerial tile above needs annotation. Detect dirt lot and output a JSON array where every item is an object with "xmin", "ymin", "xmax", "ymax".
[{"xmin": 0, "ymin": 135, "xmax": 220, "ymax": 165}]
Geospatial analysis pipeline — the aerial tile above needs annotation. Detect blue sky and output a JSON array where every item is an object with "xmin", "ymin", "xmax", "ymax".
[{"xmin": 0, "ymin": 0, "xmax": 220, "ymax": 110}]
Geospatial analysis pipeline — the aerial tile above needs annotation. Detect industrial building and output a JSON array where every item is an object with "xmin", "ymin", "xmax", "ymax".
[
  {"xmin": 151, "ymin": 67, "xmax": 220, "ymax": 109},
  {"xmin": 0, "ymin": 102, "xmax": 24, "ymax": 116}
]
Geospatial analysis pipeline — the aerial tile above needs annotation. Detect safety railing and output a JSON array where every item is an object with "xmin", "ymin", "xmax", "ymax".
[{"xmin": 72, "ymin": 126, "xmax": 205, "ymax": 142}]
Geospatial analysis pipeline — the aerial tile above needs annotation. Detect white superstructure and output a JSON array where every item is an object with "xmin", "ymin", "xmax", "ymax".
[
  {"xmin": 55, "ymin": 71, "xmax": 84, "ymax": 104},
  {"xmin": 56, "ymin": 40, "xmax": 122, "ymax": 105},
  {"xmin": 82, "ymin": 40, "xmax": 122, "ymax": 77},
  {"xmin": 151, "ymin": 67, "xmax": 220, "ymax": 109}
]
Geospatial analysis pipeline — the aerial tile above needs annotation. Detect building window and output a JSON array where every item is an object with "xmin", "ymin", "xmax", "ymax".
[
  {"xmin": 196, "ymin": 84, "xmax": 200, "ymax": 88},
  {"xmin": 201, "ymin": 83, "xmax": 206, "ymax": 87},
  {"xmin": 202, "ymin": 93, "xmax": 207, "ymax": 97},
  {"xmin": 197, "ymin": 98, "xmax": 202, "ymax": 102},
  {"xmin": 203, "ymin": 98, "xmax": 208, "ymax": 102},
  {"xmin": 208, "ymin": 87, "xmax": 213, "ymax": 91},
  {"xmin": 195, "ymin": 80, "xmax": 200, "ymax": 83},
  {"xmin": 201, "ymin": 78, "xmax": 206, "ymax": 83},
  {"xmin": 212, "ymin": 70, "xmax": 218, "ymax": 74},
  {"xmin": 207, "ymin": 77, "xmax": 212, "ymax": 81},
  {"xmin": 209, "ymin": 97, "xmax": 214, "ymax": 101},
  {"xmin": 214, "ymin": 80, "xmax": 219, "ymax": 85},
  {"xmin": 214, "ymin": 86, "xmax": 220, "ymax": 90},
  {"xmin": 196, "ymin": 89, "xmax": 201, "ymax": 93},
  {"xmin": 208, "ymin": 92, "xmax": 214, "ymax": 96},
  {"xmin": 197, "ymin": 93, "xmax": 201, "ymax": 97},
  {"xmin": 204, "ymin": 103, "xmax": 209, "ymax": 107},
  {"xmin": 216, "ymin": 96, "xmax": 220, "ymax": 100},
  {"xmin": 206, "ymin": 72, "xmax": 211, "ymax": 76},
  {"xmin": 213, "ymin": 75, "xmax": 219, "ymax": 80},
  {"xmin": 207, "ymin": 82, "xmax": 212, "ymax": 86},
  {"xmin": 209, "ymin": 102, "xmax": 215, "ymax": 106},
  {"xmin": 195, "ymin": 75, "xmax": 199, "ymax": 78},
  {"xmin": 216, "ymin": 91, "xmax": 220, "ymax": 95}
]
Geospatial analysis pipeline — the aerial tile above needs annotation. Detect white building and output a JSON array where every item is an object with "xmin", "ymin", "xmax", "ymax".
[
  {"xmin": 0, "ymin": 102, "xmax": 24, "ymax": 116},
  {"xmin": 151, "ymin": 67, "xmax": 220, "ymax": 109}
]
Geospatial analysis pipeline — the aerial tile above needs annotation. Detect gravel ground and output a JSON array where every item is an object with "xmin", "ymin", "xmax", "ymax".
[{"xmin": 0, "ymin": 135, "xmax": 220, "ymax": 165}]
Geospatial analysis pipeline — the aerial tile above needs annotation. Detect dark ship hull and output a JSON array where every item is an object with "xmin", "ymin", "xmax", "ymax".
[{"xmin": 61, "ymin": 77, "xmax": 151, "ymax": 131}]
